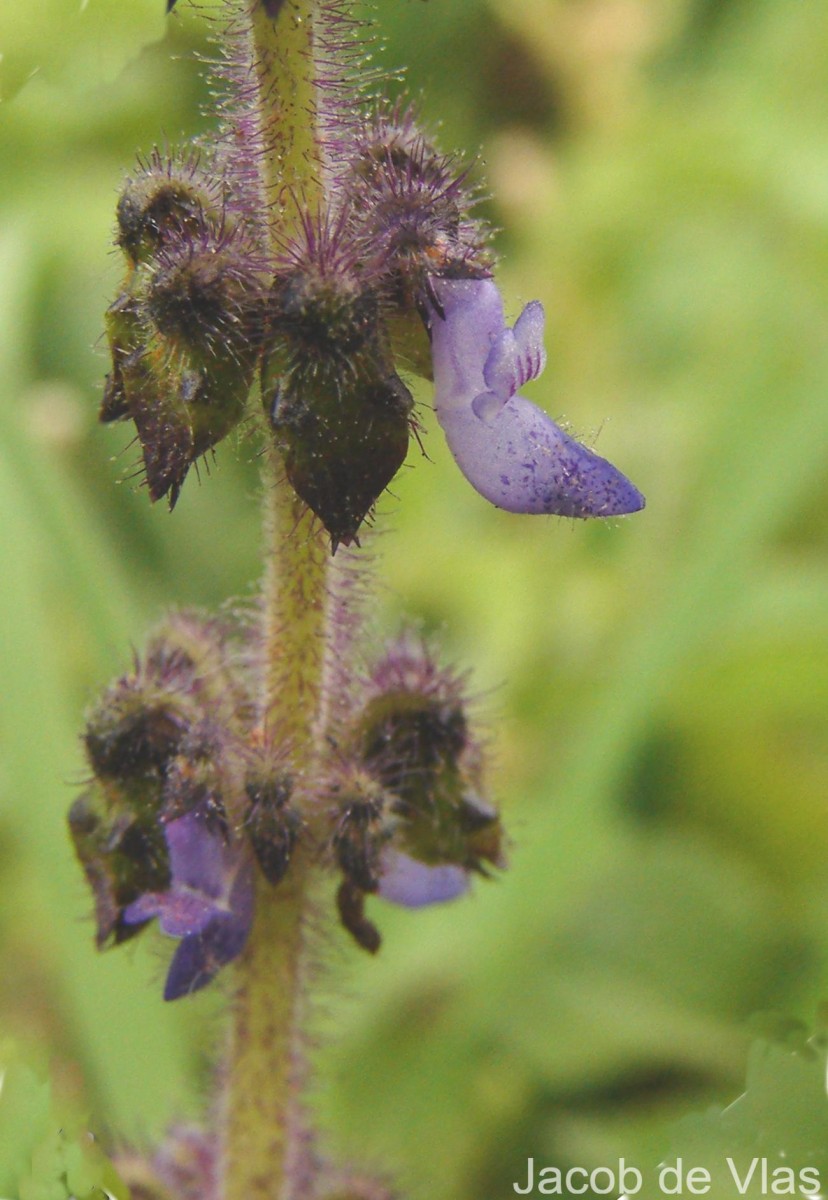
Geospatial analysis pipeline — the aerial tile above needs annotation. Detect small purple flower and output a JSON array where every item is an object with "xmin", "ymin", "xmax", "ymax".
[
  {"xmin": 377, "ymin": 849, "xmax": 469, "ymax": 908},
  {"xmin": 124, "ymin": 810, "xmax": 254, "ymax": 1000},
  {"xmin": 426, "ymin": 277, "xmax": 645, "ymax": 519}
]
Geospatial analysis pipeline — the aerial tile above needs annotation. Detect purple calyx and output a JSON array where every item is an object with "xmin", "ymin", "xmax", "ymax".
[{"xmin": 427, "ymin": 277, "xmax": 645, "ymax": 519}]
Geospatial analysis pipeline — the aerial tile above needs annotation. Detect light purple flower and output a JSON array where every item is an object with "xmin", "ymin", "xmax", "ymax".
[
  {"xmin": 427, "ymin": 277, "xmax": 645, "ymax": 518},
  {"xmin": 123, "ymin": 810, "xmax": 254, "ymax": 1000},
  {"xmin": 377, "ymin": 848, "xmax": 469, "ymax": 908}
]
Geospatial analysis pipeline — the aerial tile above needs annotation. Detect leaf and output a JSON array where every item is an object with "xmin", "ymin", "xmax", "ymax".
[{"xmin": 0, "ymin": 1042, "xmax": 128, "ymax": 1200}]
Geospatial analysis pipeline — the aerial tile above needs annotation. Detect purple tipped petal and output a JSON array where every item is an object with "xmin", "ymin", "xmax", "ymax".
[
  {"xmin": 122, "ymin": 890, "xmax": 207, "ymax": 934},
  {"xmin": 163, "ymin": 911, "xmax": 251, "ymax": 1001},
  {"xmin": 483, "ymin": 299, "xmax": 546, "ymax": 397},
  {"xmin": 428, "ymin": 277, "xmax": 645, "ymax": 519},
  {"xmin": 378, "ymin": 850, "xmax": 469, "ymax": 908},
  {"xmin": 162, "ymin": 852, "xmax": 253, "ymax": 1000},
  {"xmin": 122, "ymin": 893, "xmax": 165, "ymax": 927}
]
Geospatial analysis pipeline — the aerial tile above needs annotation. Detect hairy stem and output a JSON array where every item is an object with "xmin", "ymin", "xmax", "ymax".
[
  {"xmin": 221, "ymin": 4, "xmax": 331, "ymax": 1199},
  {"xmin": 249, "ymin": 0, "xmax": 322, "ymax": 214}
]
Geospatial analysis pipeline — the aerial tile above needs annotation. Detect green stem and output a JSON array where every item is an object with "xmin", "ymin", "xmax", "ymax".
[
  {"xmin": 222, "ymin": 489, "xmax": 329, "ymax": 1200},
  {"xmin": 221, "ymin": 5, "xmax": 331, "ymax": 1199},
  {"xmin": 220, "ymin": 865, "xmax": 313, "ymax": 1200},
  {"xmin": 248, "ymin": 0, "xmax": 323, "ymax": 214}
]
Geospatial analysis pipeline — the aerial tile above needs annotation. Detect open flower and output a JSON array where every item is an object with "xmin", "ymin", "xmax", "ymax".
[
  {"xmin": 330, "ymin": 636, "xmax": 504, "ymax": 952},
  {"xmin": 123, "ymin": 809, "xmax": 254, "ymax": 1000},
  {"xmin": 426, "ymin": 276, "xmax": 645, "ymax": 519},
  {"xmin": 376, "ymin": 848, "xmax": 469, "ymax": 908}
]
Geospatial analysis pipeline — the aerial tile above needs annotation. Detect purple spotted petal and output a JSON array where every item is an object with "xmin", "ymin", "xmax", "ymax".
[
  {"xmin": 428, "ymin": 277, "xmax": 645, "ymax": 519},
  {"xmin": 438, "ymin": 393, "xmax": 646, "ymax": 517},
  {"xmin": 377, "ymin": 849, "xmax": 469, "ymax": 908},
  {"xmin": 163, "ymin": 910, "xmax": 251, "ymax": 1001}
]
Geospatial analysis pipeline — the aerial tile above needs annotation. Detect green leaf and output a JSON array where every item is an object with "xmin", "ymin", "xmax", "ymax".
[{"xmin": 0, "ymin": 1043, "xmax": 127, "ymax": 1200}]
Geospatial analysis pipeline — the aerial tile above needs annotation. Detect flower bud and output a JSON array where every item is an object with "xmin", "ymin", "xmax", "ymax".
[
  {"xmin": 145, "ymin": 610, "xmax": 251, "ymax": 722},
  {"xmin": 265, "ymin": 361, "xmax": 413, "ymax": 551},
  {"xmin": 144, "ymin": 227, "xmax": 266, "ymax": 361},
  {"xmin": 343, "ymin": 106, "xmax": 491, "ymax": 317},
  {"xmin": 68, "ymin": 791, "xmax": 171, "ymax": 947},
  {"xmin": 100, "ymin": 292, "xmax": 143, "ymax": 423},
  {"xmin": 330, "ymin": 769, "xmax": 394, "ymax": 894},
  {"xmin": 244, "ymin": 770, "xmax": 300, "ymax": 887},
  {"xmin": 74, "ymin": 611, "xmax": 254, "ymax": 953},
  {"xmin": 336, "ymin": 880, "xmax": 381, "ymax": 955},
  {"xmin": 84, "ymin": 686, "xmax": 190, "ymax": 788},
  {"xmin": 262, "ymin": 217, "xmax": 414, "ymax": 549},
  {"xmin": 107, "ymin": 154, "xmax": 265, "ymax": 508},
  {"xmin": 102, "ymin": 311, "xmax": 257, "ymax": 510},
  {"xmin": 83, "ymin": 612, "xmax": 244, "ymax": 797},
  {"xmin": 115, "ymin": 150, "xmax": 224, "ymax": 267},
  {"xmin": 360, "ymin": 639, "xmax": 504, "ymax": 876},
  {"xmin": 330, "ymin": 637, "xmax": 504, "ymax": 918},
  {"xmin": 160, "ymin": 723, "xmax": 231, "ymax": 826},
  {"xmin": 102, "ymin": 331, "xmax": 197, "ymax": 508}
]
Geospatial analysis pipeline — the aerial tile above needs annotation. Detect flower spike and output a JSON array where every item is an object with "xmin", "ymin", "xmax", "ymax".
[
  {"xmin": 426, "ymin": 277, "xmax": 645, "ymax": 519},
  {"xmin": 78, "ymin": 0, "xmax": 650, "ymax": 1189},
  {"xmin": 328, "ymin": 634, "xmax": 503, "ymax": 948}
]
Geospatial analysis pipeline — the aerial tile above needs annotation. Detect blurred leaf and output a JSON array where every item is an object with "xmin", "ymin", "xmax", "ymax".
[
  {"xmin": 0, "ymin": 1041, "xmax": 128, "ymax": 1200},
  {"xmin": 0, "ymin": 0, "xmax": 168, "ymax": 101},
  {"xmin": 636, "ymin": 1027, "xmax": 828, "ymax": 1199}
]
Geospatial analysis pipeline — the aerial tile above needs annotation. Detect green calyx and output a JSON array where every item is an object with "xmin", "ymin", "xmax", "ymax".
[
  {"xmin": 262, "ymin": 269, "xmax": 413, "ymax": 550},
  {"xmin": 115, "ymin": 153, "xmax": 225, "ymax": 267},
  {"xmin": 361, "ymin": 641, "xmax": 505, "ymax": 873},
  {"xmin": 245, "ymin": 773, "xmax": 300, "ymax": 887},
  {"xmin": 104, "ymin": 155, "xmax": 265, "ymax": 508},
  {"xmin": 265, "ymin": 356, "xmax": 413, "ymax": 551},
  {"xmin": 68, "ymin": 791, "xmax": 171, "ymax": 948},
  {"xmin": 70, "ymin": 613, "xmax": 254, "ymax": 947}
]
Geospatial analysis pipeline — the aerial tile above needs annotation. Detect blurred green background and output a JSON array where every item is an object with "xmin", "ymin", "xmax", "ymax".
[{"xmin": 3, "ymin": 0, "xmax": 828, "ymax": 1196}]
